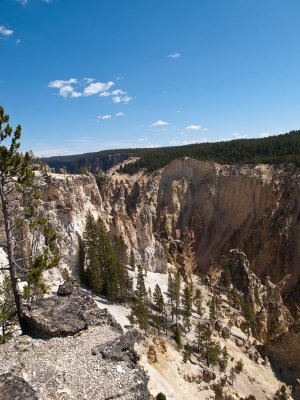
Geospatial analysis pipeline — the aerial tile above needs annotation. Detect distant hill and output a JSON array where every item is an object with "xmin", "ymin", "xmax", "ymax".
[{"xmin": 44, "ymin": 130, "xmax": 300, "ymax": 174}]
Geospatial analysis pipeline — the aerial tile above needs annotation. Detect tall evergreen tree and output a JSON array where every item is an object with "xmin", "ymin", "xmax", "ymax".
[
  {"xmin": 130, "ymin": 248, "xmax": 136, "ymax": 270},
  {"xmin": 167, "ymin": 271, "xmax": 175, "ymax": 322},
  {"xmin": 153, "ymin": 284, "xmax": 165, "ymax": 332},
  {"xmin": 182, "ymin": 282, "xmax": 193, "ymax": 330},
  {"xmin": 0, "ymin": 275, "xmax": 16, "ymax": 343},
  {"xmin": 194, "ymin": 288, "xmax": 204, "ymax": 317},
  {"xmin": 0, "ymin": 106, "xmax": 58, "ymax": 333},
  {"xmin": 174, "ymin": 270, "xmax": 181, "ymax": 325}
]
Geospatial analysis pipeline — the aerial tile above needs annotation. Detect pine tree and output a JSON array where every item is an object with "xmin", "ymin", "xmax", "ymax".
[
  {"xmin": 195, "ymin": 322, "xmax": 203, "ymax": 353},
  {"xmin": 173, "ymin": 325, "xmax": 182, "ymax": 349},
  {"xmin": 209, "ymin": 292, "xmax": 222, "ymax": 320},
  {"xmin": 0, "ymin": 276, "xmax": 16, "ymax": 343},
  {"xmin": 194, "ymin": 288, "xmax": 204, "ymax": 317},
  {"xmin": 174, "ymin": 270, "xmax": 181, "ymax": 325},
  {"xmin": 136, "ymin": 266, "xmax": 147, "ymax": 301},
  {"xmin": 153, "ymin": 284, "xmax": 165, "ymax": 332},
  {"xmin": 83, "ymin": 212, "xmax": 103, "ymax": 293},
  {"xmin": 167, "ymin": 271, "xmax": 175, "ymax": 322},
  {"xmin": 114, "ymin": 235, "xmax": 128, "ymax": 265},
  {"xmin": 130, "ymin": 248, "xmax": 136, "ymax": 270},
  {"xmin": 219, "ymin": 346, "xmax": 229, "ymax": 372},
  {"xmin": 0, "ymin": 106, "xmax": 59, "ymax": 333},
  {"xmin": 182, "ymin": 282, "xmax": 193, "ymax": 330}
]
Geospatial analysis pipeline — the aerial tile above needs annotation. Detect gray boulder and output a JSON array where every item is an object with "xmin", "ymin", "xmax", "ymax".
[
  {"xmin": 0, "ymin": 373, "xmax": 38, "ymax": 400},
  {"xmin": 23, "ymin": 290, "xmax": 122, "ymax": 339}
]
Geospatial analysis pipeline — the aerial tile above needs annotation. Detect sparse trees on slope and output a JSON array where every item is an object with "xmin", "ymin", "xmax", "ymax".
[{"xmin": 182, "ymin": 282, "xmax": 193, "ymax": 331}]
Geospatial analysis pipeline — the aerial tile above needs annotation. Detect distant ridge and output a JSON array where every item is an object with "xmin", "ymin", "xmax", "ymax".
[{"xmin": 43, "ymin": 130, "xmax": 300, "ymax": 174}]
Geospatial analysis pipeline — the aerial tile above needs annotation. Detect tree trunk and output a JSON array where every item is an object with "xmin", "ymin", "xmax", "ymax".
[{"xmin": 0, "ymin": 181, "xmax": 27, "ymax": 334}]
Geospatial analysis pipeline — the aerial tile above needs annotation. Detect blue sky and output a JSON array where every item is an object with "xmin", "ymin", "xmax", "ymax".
[{"xmin": 1, "ymin": 0, "xmax": 300, "ymax": 156}]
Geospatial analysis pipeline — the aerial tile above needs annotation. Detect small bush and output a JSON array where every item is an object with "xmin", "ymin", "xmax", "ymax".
[{"xmin": 156, "ymin": 393, "xmax": 167, "ymax": 400}]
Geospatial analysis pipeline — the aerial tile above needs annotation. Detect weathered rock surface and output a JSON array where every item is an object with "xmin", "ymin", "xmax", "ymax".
[
  {"xmin": 260, "ymin": 317, "xmax": 300, "ymax": 388},
  {"xmin": 0, "ymin": 324, "xmax": 149, "ymax": 400},
  {"xmin": 0, "ymin": 373, "xmax": 38, "ymax": 400},
  {"xmin": 225, "ymin": 249, "xmax": 293, "ymax": 342},
  {"xmin": 96, "ymin": 159, "xmax": 300, "ymax": 313},
  {"xmin": 92, "ymin": 330, "xmax": 142, "ymax": 367},
  {"xmin": 23, "ymin": 290, "xmax": 122, "ymax": 338}
]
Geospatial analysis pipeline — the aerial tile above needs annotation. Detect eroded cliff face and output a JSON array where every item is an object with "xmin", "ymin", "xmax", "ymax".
[
  {"xmin": 97, "ymin": 159, "xmax": 300, "ymax": 311},
  {"xmin": 34, "ymin": 158, "xmax": 300, "ymax": 313}
]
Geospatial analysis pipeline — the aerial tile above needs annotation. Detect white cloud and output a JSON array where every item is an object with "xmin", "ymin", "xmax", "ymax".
[
  {"xmin": 70, "ymin": 91, "xmax": 82, "ymax": 98},
  {"xmin": 167, "ymin": 52, "xmax": 181, "ymax": 59},
  {"xmin": 186, "ymin": 125, "xmax": 201, "ymax": 131},
  {"xmin": 16, "ymin": 0, "xmax": 28, "ymax": 4},
  {"xmin": 83, "ymin": 81, "xmax": 114, "ymax": 96},
  {"xmin": 232, "ymin": 132, "xmax": 247, "ymax": 139},
  {"xmin": 112, "ymin": 95, "xmax": 132, "ymax": 104},
  {"xmin": 59, "ymin": 85, "xmax": 74, "ymax": 98},
  {"xmin": 100, "ymin": 91, "xmax": 111, "ymax": 97},
  {"xmin": 48, "ymin": 78, "xmax": 77, "ymax": 89},
  {"xmin": 112, "ymin": 89, "xmax": 127, "ymax": 95},
  {"xmin": 260, "ymin": 132, "xmax": 270, "ymax": 138},
  {"xmin": 48, "ymin": 77, "xmax": 131, "ymax": 102},
  {"xmin": 151, "ymin": 120, "xmax": 169, "ymax": 127},
  {"xmin": 0, "ymin": 25, "xmax": 14, "ymax": 37},
  {"xmin": 98, "ymin": 114, "xmax": 111, "ymax": 120},
  {"xmin": 16, "ymin": 38, "xmax": 21, "ymax": 45},
  {"xmin": 137, "ymin": 137, "xmax": 149, "ymax": 142},
  {"xmin": 116, "ymin": 112, "xmax": 125, "ymax": 117}
]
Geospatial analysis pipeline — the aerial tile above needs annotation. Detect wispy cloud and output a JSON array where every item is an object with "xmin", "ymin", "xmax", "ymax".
[
  {"xmin": 137, "ymin": 137, "xmax": 149, "ymax": 142},
  {"xmin": 232, "ymin": 132, "xmax": 247, "ymax": 139},
  {"xmin": 116, "ymin": 112, "xmax": 125, "ymax": 117},
  {"xmin": 186, "ymin": 124, "xmax": 207, "ymax": 131},
  {"xmin": 167, "ymin": 52, "xmax": 181, "ymax": 59},
  {"xmin": 70, "ymin": 138, "xmax": 90, "ymax": 143},
  {"xmin": 151, "ymin": 120, "xmax": 169, "ymax": 127},
  {"xmin": 16, "ymin": 0, "xmax": 54, "ymax": 4},
  {"xmin": 170, "ymin": 138, "xmax": 207, "ymax": 146},
  {"xmin": 112, "ymin": 95, "xmax": 132, "ymax": 104},
  {"xmin": 48, "ymin": 77, "xmax": 132, "ymax": 102},
  {"xmin": 260, "ymin": 132, "xmax": 270, "ymax": 138},
  {"xmin": 98, "ymin": 114, "xmax": 111, "ymax": 120},
  {"xmin": 0, "ymin": 25, "xmax": 14, "ymax": 37}
]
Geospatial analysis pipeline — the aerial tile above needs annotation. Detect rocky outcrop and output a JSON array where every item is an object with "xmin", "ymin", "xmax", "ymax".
[
  {"xmin": 225, "ymin": 249, "xmax": 293, "ymax": 342},
  {"xmin": 92, "ymin": 330, "xmax": 142, "ymax": 367},
  {"xmin": 23, "ymin": 289, "xmax": 121, "ymax": 338},
  {"xmin": 260, "ymin": 317, "xmax": 300, "ymax": 389},
  {"xmin": 0, "ymin": 325, "xmax": 149, "ymax": 400},
  {"xmin": 0, "ymin": 373, "xmax": 38, "ymax": 400}
]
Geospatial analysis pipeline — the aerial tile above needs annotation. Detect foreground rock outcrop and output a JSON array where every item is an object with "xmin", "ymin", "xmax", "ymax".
[
  {"xmin": 23, "ymin": 288, "xmax": 121, "ymax": 338},
  {"xmin": 0, "ymin": 314, "xmax": 149, "ymax": 399}
]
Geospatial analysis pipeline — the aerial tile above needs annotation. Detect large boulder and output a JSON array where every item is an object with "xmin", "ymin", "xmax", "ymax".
[
  {"xmin": 23, "ymin": 290, "xmax": 122, "ymax": 339},
  {"xmin": 0, "ymin": 373, "xmax": 38, "ymax": 400},
  {"xmin": 92, "ymin": 330, "xmax": 142, "ymax": 367}
]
